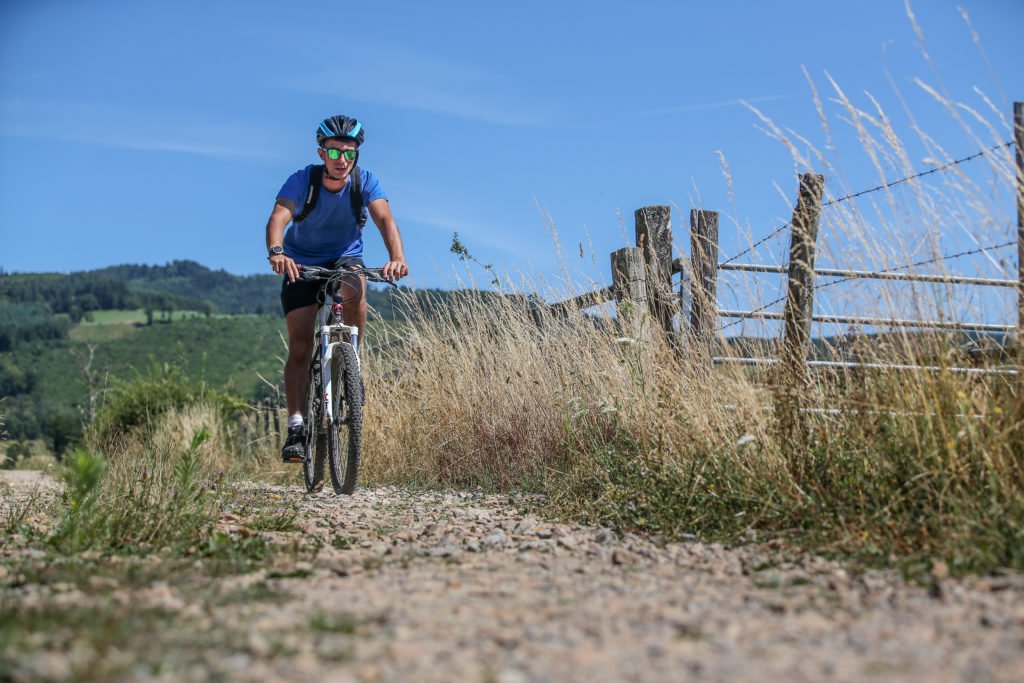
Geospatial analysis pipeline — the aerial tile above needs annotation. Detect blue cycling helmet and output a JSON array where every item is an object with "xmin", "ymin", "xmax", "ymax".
[{"xmin": 316, "ymin": 115, "xmax": 365, "ymax": 147}]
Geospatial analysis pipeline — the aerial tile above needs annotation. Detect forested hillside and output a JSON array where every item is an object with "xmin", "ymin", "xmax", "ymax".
[{"xmin": 0, "ymin": 260, "xmax": 421, "ymax": 461}]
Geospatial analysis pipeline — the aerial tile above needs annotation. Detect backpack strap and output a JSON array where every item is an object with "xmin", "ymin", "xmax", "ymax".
[
  {"xmin": 349, "ymin": 165, "xmax": 368, "ymax": 229},
  {"xmin": 292, "ymin": 165, "xmax": 324, "ymax": 223},
  {"xmin": 293, "ymin": 164, "xmax": 367, "ymax": 228}
]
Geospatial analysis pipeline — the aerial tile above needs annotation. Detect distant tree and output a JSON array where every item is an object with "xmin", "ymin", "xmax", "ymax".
[
  {"xmin": 45, "ymin": 409, "xmax": 81, "ymax": 461},
  {"xmin": 2, "ymin": 440, "xmax": 31, "ymax": 469},
  {"xmin": 70, "ymin": 342, "xmax": 103, "ymax": 424}
]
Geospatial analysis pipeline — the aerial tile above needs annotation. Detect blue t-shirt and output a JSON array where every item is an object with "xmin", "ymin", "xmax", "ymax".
[{"xmin": 277, "ymin": 165, "xmax": 387, "ymax": 264}]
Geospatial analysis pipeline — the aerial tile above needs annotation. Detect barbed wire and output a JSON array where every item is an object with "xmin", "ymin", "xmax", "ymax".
[
  {"xmin": 717, "ymin": 239, "xmax": 1016, "ymax": 333},
  {"xmin": 719, "ymin": 222, "xmax": 792, "ymax": 267},
  {"xmin": 716, "ymin": 140, "xmax": 1013, "ymax": 267},
  {"xmin": 822, "ymin": 141, "xmax": 1013, "ymax": 208}
]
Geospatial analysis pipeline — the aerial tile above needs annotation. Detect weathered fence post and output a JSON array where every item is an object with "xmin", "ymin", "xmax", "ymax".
[
  {"xmin": 689, "ymin": 209, "xmax": 720, "ymax": 372},
  {"xmin": 776, "ymin": 173, "xmax": 825, "ymax": 448},
  {"xmin": 271, "ymin": 401, "xmax": 282, "ymax": 449},
  {"xmin": 241, "ymin": 408, "xmax": 253, "ymax": 453},
  {"xmin": 1014, "ymin": 101, "xmax": 1023, "ymax": 362},
  {"xmin": 611, "ymin": 246, "xmax": 650, "ymax": 341},
  {"xmin": 262, "ymin": 397, "xmax": 271, "ymax": 439},
  {"xmin": 635, "ymin": 205, "xmax": 674, "ymax": 335}
]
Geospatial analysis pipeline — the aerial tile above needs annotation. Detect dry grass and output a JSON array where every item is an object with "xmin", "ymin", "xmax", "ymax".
[{"xmin": 359, "ymin": 72, "xmax": 1022, "ymax": 573}]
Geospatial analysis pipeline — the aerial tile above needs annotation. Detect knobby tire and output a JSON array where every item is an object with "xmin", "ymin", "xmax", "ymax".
[{"xmin": 328, "ymin": 342, "xmax": 363, "ymax": 495}]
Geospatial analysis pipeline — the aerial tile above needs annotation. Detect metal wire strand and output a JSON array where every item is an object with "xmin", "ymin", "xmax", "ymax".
[
  {"xmin": 822, "ymin": 141, "xmax": 1014, "ymax": 208},
  {"xmin": 717, "ymin": 240, "xmax": 1016, "ymax": 332},
  {"xmin": 716, "ymin": 140, "xmax": 1013, "ymax": 267}
]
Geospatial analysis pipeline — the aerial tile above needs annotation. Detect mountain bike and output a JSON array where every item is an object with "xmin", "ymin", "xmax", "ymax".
[{"xmin": 297, "ymin": 265, "xmax": 395, "ymax": 495}]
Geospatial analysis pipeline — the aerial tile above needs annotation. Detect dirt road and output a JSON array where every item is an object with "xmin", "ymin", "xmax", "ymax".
[{"xmin": 2, "ymin": 476, "xmax": 1023, "ymax": 682}]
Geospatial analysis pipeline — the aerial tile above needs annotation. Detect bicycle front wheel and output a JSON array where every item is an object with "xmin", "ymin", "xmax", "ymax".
[{"xmin": 327, "ymin": 341, "xmax": 363, "ymax": 495}]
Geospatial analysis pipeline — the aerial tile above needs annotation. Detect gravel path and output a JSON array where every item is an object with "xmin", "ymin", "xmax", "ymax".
[
  {"xmin": 221, "ymin": 484, "xmax": 1024, "ymax": 683},
  {"xmin": 3, "ymin": 479, "xmax": 1024, "ymax": 682}
]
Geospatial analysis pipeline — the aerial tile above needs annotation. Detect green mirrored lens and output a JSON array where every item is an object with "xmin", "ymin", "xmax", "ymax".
[{"xmin": 325, "ymin": 148, "xmax": 357, "ymax": 161}]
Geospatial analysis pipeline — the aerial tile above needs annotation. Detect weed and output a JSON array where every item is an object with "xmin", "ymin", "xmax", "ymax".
[
  {"xmin": 249, "ymin": 511, "xmax": 300, "ymax": 532},
  {"xmin": 331, "ymin": 535, "xmax": 356, "ymax": 550}
]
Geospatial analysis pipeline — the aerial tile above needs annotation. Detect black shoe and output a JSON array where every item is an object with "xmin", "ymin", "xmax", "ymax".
[{"xmin": 281, "ymin": 425, "xmax": 306, "ymax": 463}]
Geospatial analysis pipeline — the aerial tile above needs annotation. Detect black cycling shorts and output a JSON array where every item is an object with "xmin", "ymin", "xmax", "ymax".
[{"xmin": 280, "ymin": 256, "xmax": 365, "ymax": 315}]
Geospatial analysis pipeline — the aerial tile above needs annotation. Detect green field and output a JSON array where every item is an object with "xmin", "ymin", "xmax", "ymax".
[
  {"xmin": 9, "ymin": 314, "xmax": 398, "ymax": 413},
  {"xmin": 78, "ymin": 309, "xmax": 211, "ymax": 325}
]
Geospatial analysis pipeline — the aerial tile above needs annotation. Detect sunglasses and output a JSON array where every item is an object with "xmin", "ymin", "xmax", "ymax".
[{"xmin": 322, "ymin": 147, "xmax": 357, "ymax": 161}]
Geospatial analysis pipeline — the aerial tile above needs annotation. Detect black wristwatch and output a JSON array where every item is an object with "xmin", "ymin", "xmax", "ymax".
[{"xmin": 267, "ymin": 245, "xmax": 285, "ymax": 259}]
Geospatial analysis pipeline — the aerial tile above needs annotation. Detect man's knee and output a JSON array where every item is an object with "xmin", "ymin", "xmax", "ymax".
[
  {"xmin": 338, "ymin": 279, "xmax": 366, "ymax": 309},
  {"xmin": 287, "ymin": 338, "xmax": 313, "ymax": 365}
]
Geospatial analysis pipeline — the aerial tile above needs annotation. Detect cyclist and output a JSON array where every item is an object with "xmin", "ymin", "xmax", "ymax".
[{"xmin": 265, "ymin": 115, "xmax": 408, "ymax": 462}]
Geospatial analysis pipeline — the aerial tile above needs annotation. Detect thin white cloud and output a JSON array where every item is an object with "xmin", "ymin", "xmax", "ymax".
[
  {"xmin": 284, "ymin": 41, "xmax": 549, "ymax": 127},
  {"xmin": 637, "ymin": 93, "xmax": 792, "ymax": 116},
  {"xmin": 0, "ymin": 98, "xmax": 277, "ymax": 160}
]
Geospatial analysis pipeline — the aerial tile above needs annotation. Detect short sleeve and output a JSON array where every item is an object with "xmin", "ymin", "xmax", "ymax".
[
  {"xmin": 362, "ymin": 169, "xmax": 388, "ymax": 204},
  {"xmin": 277, "ymin": 166, "xmax": 311, "ymax": 207}
]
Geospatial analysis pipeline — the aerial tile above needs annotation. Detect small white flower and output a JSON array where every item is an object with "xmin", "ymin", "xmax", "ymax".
[{"xmin": 614, "ymin": 337, "xmax": 637, "ymax": 346}]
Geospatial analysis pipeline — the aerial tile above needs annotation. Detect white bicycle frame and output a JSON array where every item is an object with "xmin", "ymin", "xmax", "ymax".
[{"xmin": 315, "ymin": 290, "xmax": 359, "ymax": 429}]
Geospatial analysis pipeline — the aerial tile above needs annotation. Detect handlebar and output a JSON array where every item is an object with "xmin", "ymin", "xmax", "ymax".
[{"xmin": 298, "ymin": 265, "xmax": 399, "ymax": 287}]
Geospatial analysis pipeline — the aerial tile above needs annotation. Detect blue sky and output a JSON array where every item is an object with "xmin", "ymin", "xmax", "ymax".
[{"xmin": 2, "ymin": 0, "xmax": 1022, "ymax": 312}]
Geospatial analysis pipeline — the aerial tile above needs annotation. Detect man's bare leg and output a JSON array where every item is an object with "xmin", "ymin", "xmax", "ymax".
[
  {"xmin": 338, "ymin": 273, "xmax": 367, "ymax": 341},
  {"xmin": 284, "ymin": 304, "xmax": 317, "ymax": 418}
]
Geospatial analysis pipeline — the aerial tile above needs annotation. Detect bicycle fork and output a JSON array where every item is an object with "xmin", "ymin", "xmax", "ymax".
[{"xmin": 318, "ymin": 304, "xmax": 360, "ymax": 428}]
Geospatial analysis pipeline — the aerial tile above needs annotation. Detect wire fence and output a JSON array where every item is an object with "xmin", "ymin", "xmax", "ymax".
[
  {"xmin": 715, "ymin": 138, "xmax": 1017, "ymax": 333},
  {"xmin": 717, "ymin": 139, "xmax": 1014, "ymax": 268},
  {"xmin": 718, "ymin": 239, "xmax": 1017, "ymax": 332}
]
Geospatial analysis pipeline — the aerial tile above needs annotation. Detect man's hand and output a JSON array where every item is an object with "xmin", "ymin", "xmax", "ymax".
[
  {"xmin": 270, "ymin": 254, "xmax": 301, "ymax": 283},
  {"xmin": 380, "ymin": 258, "xmax": 409, "ymax": 282}
]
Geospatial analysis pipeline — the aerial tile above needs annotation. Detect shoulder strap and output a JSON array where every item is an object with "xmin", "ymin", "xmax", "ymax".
[
  {"xmin": 293, "ymin": 165, "xmax": 324, "ymax": 223},
  {"xmin": 349, "ymin": 165, "xmax": 368, "ymax": 229}
]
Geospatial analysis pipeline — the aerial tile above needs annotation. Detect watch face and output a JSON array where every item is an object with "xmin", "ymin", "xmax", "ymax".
[{"xmin": 270, "ymin": 246, "xmax": 284, "ymax": 255}]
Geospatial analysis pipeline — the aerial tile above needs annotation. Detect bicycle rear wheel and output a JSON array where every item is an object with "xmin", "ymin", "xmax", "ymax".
[
  {"xmin": 327, "ymin": 341, "xmax": 363, "ymax": 495},
  {"xmin": 302, "ymin": 355, "xmax": 327, "ymax": 493}
]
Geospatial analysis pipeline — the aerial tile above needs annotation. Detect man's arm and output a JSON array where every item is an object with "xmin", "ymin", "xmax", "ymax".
[
  {"xmin": 266, "ymin": 198, "xmax": 300, "ymax": 282},
  {"xmin": 368, "ymin": 198, "xmax": 409, "ymax": 281}
]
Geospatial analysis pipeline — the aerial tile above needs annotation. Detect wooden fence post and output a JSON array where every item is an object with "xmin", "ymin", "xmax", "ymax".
[
  {"xmin": 776, "ymin": 173, "xmax": 825, "ymax": 447},
  {"xmin": 635, "ymin": 205, "xmax": 674, "ymax": 335},
  {"xmin": 262, "ymin": 397, "xmax": 271, "ymax": 439},
  {"xmin": 1014, "ymin": 101, "xmax": 1023, "ymax": 361},
  {"xmin": 611, "ymin": 246, "xmax": 650, "ymax": 341},
  {"xmin": 273, "ymin": 408, "xmax": 282, "ymax": 450},
  {"xmin": 689, "ymin": 209, "xmax": 720, "ymax": 371},
  {"xmin": 242, "ymin": 409, "xmax": 253, "ymax": 452}
]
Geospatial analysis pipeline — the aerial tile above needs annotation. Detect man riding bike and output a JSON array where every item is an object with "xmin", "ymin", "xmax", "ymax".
[{"xmin": 265, "ymin": 115, "xmax": 409, "ymax": 462}]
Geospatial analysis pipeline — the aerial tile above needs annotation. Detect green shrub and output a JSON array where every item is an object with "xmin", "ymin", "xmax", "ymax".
[{"xmin": 88, "ymin": 362, "xmax": 245, "ymax": 447}]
